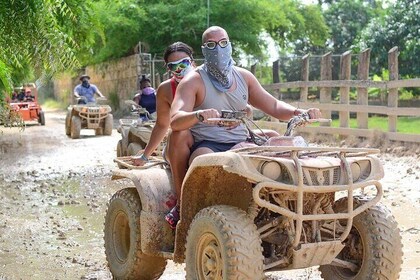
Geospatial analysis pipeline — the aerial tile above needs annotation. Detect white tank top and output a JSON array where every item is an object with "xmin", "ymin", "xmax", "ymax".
[{"xmin": 191, "ymin": 66, "xmax": 249, "ymax": 143}]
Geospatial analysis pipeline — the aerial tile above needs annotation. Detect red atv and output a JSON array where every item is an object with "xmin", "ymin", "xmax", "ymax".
[{"xmin": 8, "ymin": 83, "xmax": 45, "ymax": 126}]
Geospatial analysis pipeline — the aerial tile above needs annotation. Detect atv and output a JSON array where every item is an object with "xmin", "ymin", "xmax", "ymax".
[
  {"xmin": 116, "ymin": 100, "xmax": 164, "ymax": 158},
  {"xmin": 7, "ymin": 84, "xmax": 45, "ymax": 126},
  {"xmin": 65, "ymin": 97, "xmax": 113, "ymax": 139},
  {"xmin": 105, "ymin": 111, "xmax": 403, "ymax": 280}
]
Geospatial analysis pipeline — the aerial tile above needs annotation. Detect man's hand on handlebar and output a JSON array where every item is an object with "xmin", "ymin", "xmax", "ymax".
[{"xmin": 305, "ymin": 108, "xmax": 322, "ymax": 119}]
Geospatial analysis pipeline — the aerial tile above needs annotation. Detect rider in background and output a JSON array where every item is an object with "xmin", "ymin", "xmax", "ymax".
[
  {"xmin": 17, "ymin": 88, "xmax": 26, "ymax": 101},
  {"xmin": 24, "ymin": 89, "xmax": 35, "ymax": 101},
  {"xmin": 133, "ymin": 75, "xmax": 157, "ymax": 118},
  {"xmin": 11, "ymin": 90, "xmax": 19, "ymax": 102},
  {"xmin": 73, "ymin": 75, "xmax": 104, "ymax": 104}
]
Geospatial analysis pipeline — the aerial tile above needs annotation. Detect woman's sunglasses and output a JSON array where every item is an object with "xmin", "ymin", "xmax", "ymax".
[
  {"xmin": 167, "ymin": 58, "xmax": 191, "ymax": 72},
  {"xmin": 202, "ymin": 39, "xmax": 230, "ymax": 50}
]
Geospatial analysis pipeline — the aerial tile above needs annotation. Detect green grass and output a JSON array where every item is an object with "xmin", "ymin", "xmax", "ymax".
[{"xmin": 328, "ymin": 116, "xmax": 420, "ymax": 134}]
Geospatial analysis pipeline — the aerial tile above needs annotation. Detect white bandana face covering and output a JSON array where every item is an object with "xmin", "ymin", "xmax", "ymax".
[
  {"xmin": 202, "ymin": 42, "xmax": 234, "ymax": 92},
  {"xmin": 168, "ymin": 57, "xmax": 193, "ymax": 82}
]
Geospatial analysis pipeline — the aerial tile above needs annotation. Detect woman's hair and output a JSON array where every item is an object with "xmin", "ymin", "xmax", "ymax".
[{"xmin": 163, "ymin": 42, "xmax": 194, "ymax": 63}]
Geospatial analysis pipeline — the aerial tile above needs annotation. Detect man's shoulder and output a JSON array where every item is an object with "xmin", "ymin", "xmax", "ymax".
[
  {"xmin": 182, "ymin": 69, "xmax": 203, "ymax": 84},
  {"xmin": 235, "ymin": 66, "xmax": 251, "ymax": 75},
  {"xmin": 235, "ymin": 66, "xmax": 254, "ymax": 84}
]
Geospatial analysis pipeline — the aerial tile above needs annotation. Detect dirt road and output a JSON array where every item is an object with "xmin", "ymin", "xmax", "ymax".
[{"xmin": 0, "ymin": 109, "xmax": 418, "ymax": 279}]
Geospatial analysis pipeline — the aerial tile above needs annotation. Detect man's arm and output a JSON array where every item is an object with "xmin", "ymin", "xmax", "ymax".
[
  {"xmin": 73, "ymin": 86, "xmax": 80, "ymax": 98},
  {"xmin": 240, "ymin": 68, "xmax": 321, "ymax": 121},
  {"xmin": 93, "ymin": 85, "xmax": 105, "ymax": 98},
  {"xmin": 170, "ymin": 71, "xmax": 220, "ymax": 131}
]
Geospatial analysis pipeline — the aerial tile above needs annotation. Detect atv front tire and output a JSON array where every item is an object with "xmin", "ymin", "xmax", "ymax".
[
  {"xmin": 116, "ymin": 140, "xmax": 126, "ymax": 169},
  {"xmin": 185, "ymin": 205, "xmax": 264, "ymax": 279},
  {"xmin": 104, "ymin": 188, "xmax": 166, "ymax": 280},
  {"xmin": 104, "ymin": 114, "xmax": 113, "ymax": 135},
  {"xmin": 65, "ymin": 112, "xmax": 71, "ymax": 135},
  {"xmin": 127, "ymin": 142, "xmax": 143, "ymax": 156},
  {"xmin": 70, "ymin": 116, "xmax": 81, "ymax": 139},
  {"xmin": 319, "ymin": 197, "xmax": 403, "ymax": 280}
]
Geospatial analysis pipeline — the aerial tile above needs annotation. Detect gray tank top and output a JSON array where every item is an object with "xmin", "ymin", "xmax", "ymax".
[{"xmin": 191, "ymin": 66, "xmax": 249, "ymax": 143}]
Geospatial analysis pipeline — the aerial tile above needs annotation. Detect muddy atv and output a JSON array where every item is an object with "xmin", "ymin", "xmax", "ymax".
[
  {"xmin": 65, "ymin": 98, "xmax": 113, "ymax": 139},
  {"xmin": 116, "ymin": 100, "xmax": 164, "ymax": 159},
  {"xmin": 105, "ymin": 112, "xmax": 403, "ymax": 280},
  {"xmin": 8, "ymin": 84, "xmax": 45, "ymax": 126}
]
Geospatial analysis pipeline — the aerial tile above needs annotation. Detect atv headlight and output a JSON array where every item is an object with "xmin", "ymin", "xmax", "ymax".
[
  {"xmin": 260, "ymin": 161, "xmax": 282, "ymax": 181},
  {"xmin": 350, "ymin": 160, "xmax": 371, "ymax": 182},
  {"xmin": 350, "ymin": 162, "xmax": 361, "ymax": 182}
]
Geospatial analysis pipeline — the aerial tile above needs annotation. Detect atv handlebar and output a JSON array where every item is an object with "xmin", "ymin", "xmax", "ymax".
[
  {"xmin": 211, "ymin": 110, "xmax": 331, "ymax": 137},
  {"xmin": 284, "ymin": 112, "xmax": 331, "ymax": 136}
]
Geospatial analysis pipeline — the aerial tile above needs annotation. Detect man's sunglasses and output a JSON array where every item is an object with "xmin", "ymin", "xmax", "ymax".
[
  {"xmin": 202, "ymin": 39, "xmax": 230, "ymax": 50},
  {"xmin": 167, "ymin": 58, "xmax": 191, "ymax": 72}
]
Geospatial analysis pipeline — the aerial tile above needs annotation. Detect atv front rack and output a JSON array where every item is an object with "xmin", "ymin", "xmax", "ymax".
[
  {"xmin": 114, "ymin": 156, "xmax": 168, "ymax": 169},
  {"xmin": 77, "ymin": 106, "xmax": 111, "ymax": 129},
  {"xmin": 234, "ymin": 146, "xmax": 383, "ymax": 247}
]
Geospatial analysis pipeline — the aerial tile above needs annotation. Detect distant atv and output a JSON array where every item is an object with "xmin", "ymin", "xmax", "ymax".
[
  {"xmin": 8, "ymin": 84, "xmax": 45, "ymax": 126},
  {"xmin": 65, "ymin": 97, "xmax": 113, "ymax": 139},
  {"xmin": 116, "ymin": 100, "xmax": 163, "ymax": 158},
  {"xmin": 105, "ymin": 112, "xmax": 403, "ymax": 280}
]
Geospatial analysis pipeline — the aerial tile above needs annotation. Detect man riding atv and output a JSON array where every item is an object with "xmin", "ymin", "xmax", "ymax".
[
  {"xmin": 168, "ymin": 26, "xmax": 321, "ymax": 229},
  {"xmin": 66, "ymin": 74, "xmax": 112, "ymax": 139},
  {"xmin": 73, "ymin": 74, "xmax": 105, "ymax": 104}
]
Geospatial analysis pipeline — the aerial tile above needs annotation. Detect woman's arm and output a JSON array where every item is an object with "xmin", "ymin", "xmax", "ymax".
[{"xmin": 142, "ymin": 83, "xmax": 171, "ymax": 158}]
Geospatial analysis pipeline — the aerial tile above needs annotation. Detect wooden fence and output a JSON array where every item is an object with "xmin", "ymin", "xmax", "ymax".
[{"xmin": 258, "ymin": 47, "xmax": 420, "ymax": 143}]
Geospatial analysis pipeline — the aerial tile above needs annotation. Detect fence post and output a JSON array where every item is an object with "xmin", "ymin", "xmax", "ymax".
[
  {"xmin": 339, "ymin": 51, "xmax": 352, "ymax": 128},
  {"xmin": 250, "ymin": 63, "xmax": 257, "ymax": 75},
  {"xmin": 320, "ymin": 52, "xmax": 332, "ymax": 126},
  {"xmin": 300, "ymin": 54, "xmax": 309, "ymax": 102},
  {"xmin": 356, "ymin": 48, "xmax": 370, "ymax": 129},
  {"xmin": 271, "ymin": 59, "xmax": 281, "ymax": 121},
  {"xmin": 388, "ymin": 46, "xmax": 399, "ymax": 132},
  {"xmin": 155, "ymin": 72, "xmax": 161, "ymax": 88},
  {"xmin": 272, "ymin": 59, "xmax": 280, "ymax": 84},
  {"xmin": 151, "ymin": 55, "xmax": 156, "ymax": 88}
]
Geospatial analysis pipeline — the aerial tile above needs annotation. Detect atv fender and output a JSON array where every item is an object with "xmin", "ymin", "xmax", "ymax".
[
  {"xmin": 174, "ymin": 151, "xmax": 267, "ymax": 262},
  {"xmin": 112, "ymin": 168, "xmax": 176, "ymax": 256},
  {"xmin": 129, "ymin": 126, "xmax": 153, "ymax": 143}
]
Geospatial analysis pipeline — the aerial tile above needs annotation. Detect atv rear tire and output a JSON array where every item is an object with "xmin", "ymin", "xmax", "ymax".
[
  {"xmin": 127, "ymin": 142, "xmax": 143, "ymax": 156},
  {"xmin": 104, "ymin": 114, "xmax": 113, "ymax": 135},
  {"xmin": 319, "ymin": 197, "xmax": 403, "ymax": 280},
  {"xmin": 185, "ymin": 205, "xmax": 264, "ymax": 279},
  {"xmin": 65, "ymin": 112, "xmax": 71, "ymax": 135},
  {"xmin": 104, "ymin": 188, "xmax": 166, "ymax": 280},
  {"xmin": 38, "ymin": 111, "xmax": 45, "ymax": 126},
  {"xmin": 70, "ymin": 116, "xmax": 81, "ymax": 139}
]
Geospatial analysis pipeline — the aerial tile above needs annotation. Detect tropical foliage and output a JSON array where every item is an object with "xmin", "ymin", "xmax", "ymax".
[
  {"xmin": 89, "ymin": 0, "xmax": 329, "ymax": 63},
  {"xmin": 358, "ymin": 0, "xmax": 420, "ymax": 77},
  {"xmin": 0, "ymin": 0, "xmax": 418, "ymax": 105},
  {"xmin": 0, "ymin": 0, "xmax": 101, "ymax": 97}
]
